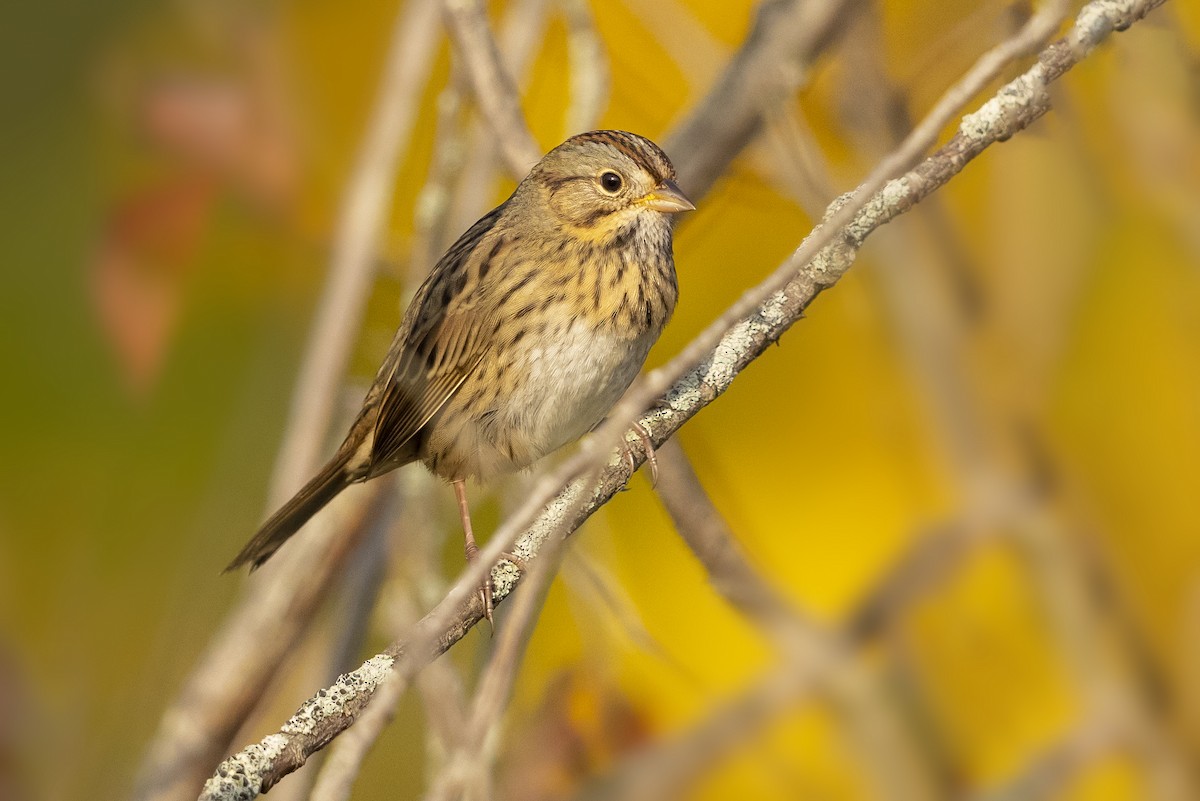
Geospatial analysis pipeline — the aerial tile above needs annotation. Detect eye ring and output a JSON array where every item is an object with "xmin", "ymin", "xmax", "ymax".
[{"xmin": 599, "ymin": 171, "xmax": 624, "ymax": 193}]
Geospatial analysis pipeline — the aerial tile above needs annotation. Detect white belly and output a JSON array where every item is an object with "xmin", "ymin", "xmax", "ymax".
[
  {"xmin": 421, "ymin": 321, "xmax": 658, "ymax": 480},
  {"xmin": 504, "ymin": 322, "xmax": 653, "ymax": 458}
]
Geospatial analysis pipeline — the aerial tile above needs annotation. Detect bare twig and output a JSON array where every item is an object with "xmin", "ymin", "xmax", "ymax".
[
  {"xmin": 306, "ymin": 498, "xmax": 468, "ymax": 801},
  {"xmin": 423, "ymin": 532, "xmax": 568, "ymax": 801},
  {"xmin": 619, "ymin": 0, "xmax": 726, "ymax": 89},
  {"xmin": 651, "ymin": 440, "xmax": 937, "ymax": 801},
  {"xmin": 441, "ymin": 0, "xmax": 542, "ymax": 174},
  {"xmin": 197, "ymin": 1, "xmax": 1168, "ymax": 796},
  {"xmin": 967, "ymin": 717, "xmax": 1117, "ymax": 801},
  {"xmin": 652, "ymin": 439, "xmax": 803, "ymax": 640},
  {"xmin": 136, "ymin": 482, "xmax": 390, "ymax": 801},
  {"xmin": 415, "ymin": 0, "xmax": 555, "ymax": 268},
  {"xmin": 443, "ymin": 0, "xmax": 553, "ymax": 236},
  {"xmin": 579, "ymin": 649, "xmax": 943, "ymax": 801},
  {"xmin": 563, "ymin": 550, "xmax": 701, "ymax": 685},
  {"xmin": 1013, "ymin": 514, "xmax": 1197, "ymax": 801},
  {"xmin": 135, "ymin": 3, "xmax": 443, "ymax": 800},
  {"xmin": 270, "ymin": 0, "xmax": 442, "ymax": 500},
  {"xmin": 665, "ymin": 0, "xmax": 856, "ymax": 199},
  {"xmin": 848, "ymin": 522, "xmax": 994, "ymax": 642},
  {"xmin": 267, "ymin": 494, "xmax": 399, "ymax": 801},
  {"xmin": 413, "ymin": 650, "xmax": 469, "ymax": 776},
  {"xmin": 396, "ymin": 453, "xmax": 471, "ymax": 780},
  {"xmin": 574, "ymin": 653, "xmax": 837, "ymax": 801},
  {"xmin": 561, "ymin": 0, "xmax": 610, "ymax": 134},
  {"xmin": 408, "ymin": 67, "xmax": 471, "ymax": 288},
  {"xmin": 470, "ymin": 533, "xmax": 564, "ymax": 732},
  {"xmin": 621, "ymin": 0, "xmax": 846, "ymax": 209}
]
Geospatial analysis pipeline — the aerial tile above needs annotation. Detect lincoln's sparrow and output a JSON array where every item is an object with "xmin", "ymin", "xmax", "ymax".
[{"xmin": 227, "ymin": 130, "xmax": 693, "ymax": 603}]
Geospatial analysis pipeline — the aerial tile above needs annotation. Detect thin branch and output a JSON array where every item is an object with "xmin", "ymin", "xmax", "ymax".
[
  {"xmin": 653, "ymin": 440, "xmax": 800, "ymax": 638},
  {"xmin": 423, "ymin": 532, "xmax": 568, "ymax": 801},
  {"xmin": 197, "ymin": 1, "xmax": 1168, "ymax": 796},
  {"xmin": 575, "ymin": 653, "xmax": 835, "ymax": 801},
  {"xmin": 397, "ymin": 475, "xmax": 471, "ymax": 781},
  {"xmin": 967, "ymin": 717, "xmax": 1117, "ymax": 801},
  {"xmin": 561, "ymin": 0, "xmax": 610, "ymax": 134},
  {"xmin": 136, "ymin": 481, "xmax": 390, "ymax": 801},
  {"xmin": 306, "ymin": 496, "xmax": 467, "ymax": 801},
  {"xmin": 443, "ymin": 0, "xmax": 553, "ymax": 237},
  {"xmin": 134, "ymin": 3, "xmax": 442, "ymax": 799},
  {"xmin": 266, "ymin": 494, "xmax": 399, "ymax": 801},
  {"xmin": 621, "ymin": 0, "xmax": 847, "ymax": 209},
  {"xmin": 270, "ymin": 0, "xmax": 443, "ymax": 501},
  {"xmin": 408, "ymin": 66, "xmax": 471, "ymax": 289},
  {"xmin": 470, "ymin": 534, "xmax": 565, "ymax": 734},
  {"xmin": 413, "ymin": 649, "xmax": 469, "ymax": 777},
  {"xmin": 665, "ymin": 0, "xmax": 856, "ymax": 199},
  {"xmin": 441, "ymin": 0, "xmax": 542, "ymax": 174},
  {"xmin": 1013, "ymin": 513, "xmax": 1198, "ymax": 801},
  {"xmin": 848, "ymin": 522, "xmax": 994, "ymax": 642},
  {"xmin": 563, "ymin": 550, "xmax": 702, "ymax": 686},
  {"xmin": 651, "ymin": 439, "xmax": 937, "ymax": 801}
]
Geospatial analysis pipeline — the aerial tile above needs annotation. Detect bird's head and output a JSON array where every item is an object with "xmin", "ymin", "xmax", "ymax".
[{"xmin": 524, "ymin": 130, "xmax": 694, "ymax": 244}]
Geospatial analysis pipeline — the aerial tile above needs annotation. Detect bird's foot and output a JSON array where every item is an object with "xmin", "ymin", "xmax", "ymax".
[
  {"xmin": 464, "ymin": 540, "xmax": 527, "ymax": 631},
  {"xmin": 463, "ymin": 536, "xmax": 495, "ymax": 630},
  {"xmin": 620, "ymin": 421, "xmax": 658, "ymax": 488}
]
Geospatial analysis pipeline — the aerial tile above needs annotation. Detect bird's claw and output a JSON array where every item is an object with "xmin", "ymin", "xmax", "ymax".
[
  {"xmin": 465, "ymin": 543, "xmax": 527, "ymax": 633},
  {"xmin": 463, "ymin": 537, "xmax": 494, "ymax": 630},
  {"xmin": 621, "ymin": 421, "xmax": 658, "ymax": 488}
]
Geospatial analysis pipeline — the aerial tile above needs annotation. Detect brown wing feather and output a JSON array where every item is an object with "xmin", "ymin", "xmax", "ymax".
[
  {"xmin": 370, "ymin": 347, "xmax": 485, "ymax": 462},
  {"xmin": 368, "ymin": 206, "xmax": 504, "ymax": 467}
]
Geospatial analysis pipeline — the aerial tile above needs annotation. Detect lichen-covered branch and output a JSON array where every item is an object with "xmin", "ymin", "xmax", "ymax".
[{"xmin": 197, "ymin": 0, "xmax": 1168, "ymax": 797}]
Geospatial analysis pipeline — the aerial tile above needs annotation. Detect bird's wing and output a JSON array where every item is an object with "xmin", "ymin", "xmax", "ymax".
[{"xmin": 368, "ymin": 207, "xmax": 504, "ymax": 466}]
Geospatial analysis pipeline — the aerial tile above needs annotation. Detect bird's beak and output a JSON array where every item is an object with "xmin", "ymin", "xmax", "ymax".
[{"xmin": 641, "ymin": 179, "xmax": 696, "ymax": 214}]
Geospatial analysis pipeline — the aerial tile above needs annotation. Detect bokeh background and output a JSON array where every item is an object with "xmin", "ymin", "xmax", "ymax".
[{"xmin": 3, "ymin": 0, "xmax": 1200, "ymax": 799}]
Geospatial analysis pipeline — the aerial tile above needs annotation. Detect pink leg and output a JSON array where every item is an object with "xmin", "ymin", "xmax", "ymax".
[{"xmin": 454, "ymin": 479, "xmax": 493, "ymax": 625}]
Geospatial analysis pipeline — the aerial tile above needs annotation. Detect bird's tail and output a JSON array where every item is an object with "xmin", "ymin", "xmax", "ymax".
[{"xmin": 225, "ymin": 450, "xmax": 355, "ymax": 572}]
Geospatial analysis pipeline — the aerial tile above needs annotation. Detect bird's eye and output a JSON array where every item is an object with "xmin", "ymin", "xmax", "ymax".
[{"xmin": 599, "ymin": 171, "xmax": 624, "ymax": 193}]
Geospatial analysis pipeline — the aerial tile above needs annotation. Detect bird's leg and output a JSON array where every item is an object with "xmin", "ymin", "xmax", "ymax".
[{"xmin": 453, "ymin": 479, "xmax": 494, "ymax": 626}]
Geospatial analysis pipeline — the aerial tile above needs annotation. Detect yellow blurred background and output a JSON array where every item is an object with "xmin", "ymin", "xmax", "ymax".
[{"xmin": 2, "ymin": 1, "xmax": 1199, "ymax": 799}]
